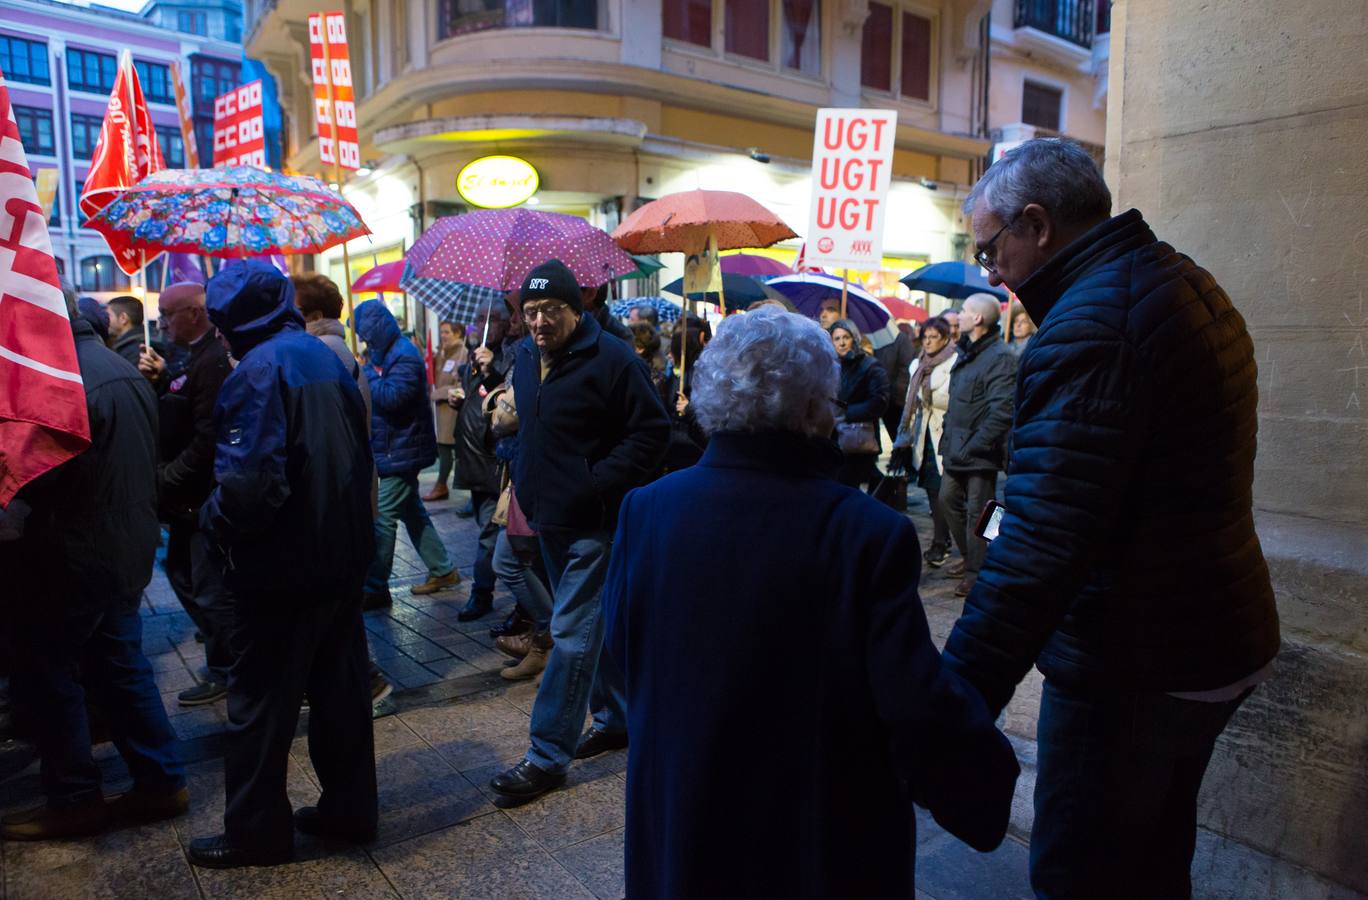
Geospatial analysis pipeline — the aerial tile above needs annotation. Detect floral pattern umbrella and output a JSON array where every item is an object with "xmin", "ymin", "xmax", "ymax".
[{"xmin": 85, "ymin": 167, "xmax": 369, "ymax": 259}]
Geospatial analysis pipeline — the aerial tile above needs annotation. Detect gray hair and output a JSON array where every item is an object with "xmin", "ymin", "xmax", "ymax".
[
  {"xmin": 691, "ymin": 307, "xmax": 838, "ymax": 439},
  {"xmin": 962, "ymin": 139, "xmax": 1111, "ymax": 227}
]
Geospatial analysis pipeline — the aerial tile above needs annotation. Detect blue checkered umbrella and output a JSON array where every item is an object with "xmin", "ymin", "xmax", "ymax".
[
  {"xmin": 400, "ymin": 260, "xmax": 506, "ymax": 326},
  {"xmin": 608, "ymin": 296, "xmax": 681, "ymax": 324}
]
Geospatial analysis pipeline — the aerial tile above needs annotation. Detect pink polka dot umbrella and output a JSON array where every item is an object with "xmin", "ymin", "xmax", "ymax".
[{"xmin": 403, "ymin": 209, "xmax": 637, "ymax": 294}]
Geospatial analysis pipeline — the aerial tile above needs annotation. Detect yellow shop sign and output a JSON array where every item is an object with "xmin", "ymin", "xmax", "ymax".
[{"xmin": 456, "ymin": 155, "xmax": 540, "ymax": 208}]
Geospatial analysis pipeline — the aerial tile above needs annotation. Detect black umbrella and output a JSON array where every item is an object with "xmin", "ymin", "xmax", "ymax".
[{"xmin": 661, "ymin": 273, "xmax": 784, "ymax": 312}]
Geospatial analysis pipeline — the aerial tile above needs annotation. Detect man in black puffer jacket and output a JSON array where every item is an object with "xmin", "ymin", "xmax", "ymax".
[{"xmin": 942, "ymin": 139, "xmax": 1280, "ymax": 900}]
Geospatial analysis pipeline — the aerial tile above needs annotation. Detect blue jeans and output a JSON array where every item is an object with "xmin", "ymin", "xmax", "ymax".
[
  {"xmin": 492, "ymin": 529, "xmax": 552, "ymax": 628},
  {"xmin": 1030, "ymin": 679, "xmax": 1252, "ymax": 900},
  {"xmin": 365, "ymin": 473, "xmax": 455, "ymax": 593},
  {"xmin": 10, "ymin": 597, "xmax": 186, "ymax": 806},
  {"xmin": 523, "ymin": 529, "xmax": 627, "ymax": 774}
]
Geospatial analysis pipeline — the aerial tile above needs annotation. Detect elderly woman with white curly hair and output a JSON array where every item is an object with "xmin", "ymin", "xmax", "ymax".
[{"xmin": 601, "ymin": 307, "xmax": 1019, "ymax": 900}]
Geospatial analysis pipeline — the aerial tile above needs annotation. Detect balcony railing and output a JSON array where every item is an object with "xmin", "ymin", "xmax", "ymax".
[{"xmin": 1014, "ymin": 0, "xmax": 1096, "ymax": 49}]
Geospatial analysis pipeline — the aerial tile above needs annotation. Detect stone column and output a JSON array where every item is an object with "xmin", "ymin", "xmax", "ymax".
[{"xmin": 1108, "ymin": 1, "xmax": 1368, "ymax": 894}]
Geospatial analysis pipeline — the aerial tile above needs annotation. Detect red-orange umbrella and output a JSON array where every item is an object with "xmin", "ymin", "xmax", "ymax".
[
  {"xmin": 880, "ymin": 295, "xmax": 928, "ymax": 322},
  {"xmin": 611, "ymin": 190, "xmax": 798, "ymax": 253}
]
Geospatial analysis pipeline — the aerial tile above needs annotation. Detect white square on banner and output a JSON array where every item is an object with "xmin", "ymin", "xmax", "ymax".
[{"xmin": 804, "ymin": 108, "xmax": 899, "ymax": 271}]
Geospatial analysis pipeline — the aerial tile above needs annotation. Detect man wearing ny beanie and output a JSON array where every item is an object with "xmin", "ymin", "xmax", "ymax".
[{"xmin": 491, "ymin": 259, "xmax": 669, "ymax": 802}]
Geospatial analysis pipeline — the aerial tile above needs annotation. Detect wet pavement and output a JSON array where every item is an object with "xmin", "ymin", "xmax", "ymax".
[{"xmin": 0, "ymin": 479, "xmax": 1033, "ymax": 899}]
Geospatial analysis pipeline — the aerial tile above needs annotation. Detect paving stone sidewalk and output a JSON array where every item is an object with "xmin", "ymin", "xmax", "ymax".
[{"xmin": 0, "ymin": 479, "xmax": 1033, "ymax": 899}]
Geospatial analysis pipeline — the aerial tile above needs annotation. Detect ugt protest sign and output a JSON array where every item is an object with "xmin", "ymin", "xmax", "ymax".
[
  {"xmin": 804, "ymin": 108, "xmax": 898, "ymax": 271},
  {"xmin": 212, "ymin": 80, "xmax": 266, "ymax": 167}
]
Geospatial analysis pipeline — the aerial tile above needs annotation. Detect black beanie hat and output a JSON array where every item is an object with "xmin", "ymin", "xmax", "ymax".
[{"xmin": 520, "ymin": 259, "xmax": 583, "ymax": 314}]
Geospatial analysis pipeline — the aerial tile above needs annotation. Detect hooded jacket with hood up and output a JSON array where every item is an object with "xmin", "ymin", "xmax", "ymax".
[
  {"xmin": 352, "ymin": 299, "xmax": 438, "ymax": 477},
  {"xmin": 201, "ymin": 261, "xmax": 374, "ymax": 593}
]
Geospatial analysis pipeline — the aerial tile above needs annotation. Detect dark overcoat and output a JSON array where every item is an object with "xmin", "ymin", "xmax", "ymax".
[{"xmin": 604, "ymin": 431, "xmax": 1019, "ymax": 899}]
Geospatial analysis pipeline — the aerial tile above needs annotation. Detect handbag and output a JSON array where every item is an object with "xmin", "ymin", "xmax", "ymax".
[
  {"xmin": 870, "ymin": 473, "xmax": 908, "ymax": 511},
  {"xmin": 836, "ymin": 420, "xmax": 879, "ymax": 455}
]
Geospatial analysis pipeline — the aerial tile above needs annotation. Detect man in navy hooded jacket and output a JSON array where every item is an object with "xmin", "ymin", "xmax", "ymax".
[
  {"xmin": 352, "ymin": 298, "xmax": 459, "ymax": 607},
  {"xmin": 186, "ymin": 261, "xmax": 378, "ymax": 869}
]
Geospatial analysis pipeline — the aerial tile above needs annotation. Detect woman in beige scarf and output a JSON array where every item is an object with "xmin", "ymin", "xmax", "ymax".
[{"xmin": 892, "ymin": 316, "xmax": 957, "ymax": 568}]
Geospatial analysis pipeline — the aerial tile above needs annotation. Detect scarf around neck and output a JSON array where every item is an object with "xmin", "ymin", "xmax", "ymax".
[{"xmin": 898, "ymin": 341, "xmax": 956, "ymax": 436}]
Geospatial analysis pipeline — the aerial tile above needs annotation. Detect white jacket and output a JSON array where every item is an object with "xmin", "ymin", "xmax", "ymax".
[{"xmin": 901, "ymin": 355, "xmax": 955, "ymax": 474}]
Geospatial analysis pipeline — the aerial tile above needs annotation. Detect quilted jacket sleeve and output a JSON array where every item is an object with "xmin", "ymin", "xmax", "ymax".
[
  {"xmin": 368, "ymin": 351, "xmax": 426, "ymax": 415},
  {"xmin": 942, "ymin": 315, "xmax": 1144, "ymax": 714}
]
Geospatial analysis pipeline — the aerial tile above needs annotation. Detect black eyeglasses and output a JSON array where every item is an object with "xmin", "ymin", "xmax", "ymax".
[{"xmin": 974, "ymin": 214, "xmax": 1019, "ymax": 273}]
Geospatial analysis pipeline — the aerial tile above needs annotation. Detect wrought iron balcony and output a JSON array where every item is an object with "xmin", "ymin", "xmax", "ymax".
[{"xmin": 1014, "ymin": 0, "xmax": 1096, "ymax": 49}]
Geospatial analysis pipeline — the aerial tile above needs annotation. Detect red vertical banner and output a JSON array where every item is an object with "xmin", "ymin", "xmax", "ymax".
[
  {"xmin": 170, "ymin": 61, "xmax": 199, "ymax": 168},
  {"xmin": 308, "ymin": 11, "xmax": 360, "ymax": 172},
  {"xmin": 212, "ymin": 80, "xmax": 266, "ymax": 167}
]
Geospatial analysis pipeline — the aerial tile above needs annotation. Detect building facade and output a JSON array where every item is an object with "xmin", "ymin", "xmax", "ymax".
[
  {"xmin": 2, "ymin": 0, "xmax": 243, "ymax": 292},
  {"xmin": 986, "ymin": 0, "xmax": 1108, "ymax": 156},
  {"xmin": 244, "ymin": 0, "xmax": 1019, "ymax": 317}
]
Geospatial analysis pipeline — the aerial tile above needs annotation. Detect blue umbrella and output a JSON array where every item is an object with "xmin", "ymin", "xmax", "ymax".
[
  {"xmin": 900, "ymin": 261, "xmax": 1008, "ymax": 301},
  {"xmin": 765, "ymin": 273, "xmax": 899, "ymax": 350}
]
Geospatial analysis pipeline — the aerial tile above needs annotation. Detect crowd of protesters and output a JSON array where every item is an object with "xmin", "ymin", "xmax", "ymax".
[{"xmin": 0, "ymin": 139, "xmax": 1280, "ymax": 898}]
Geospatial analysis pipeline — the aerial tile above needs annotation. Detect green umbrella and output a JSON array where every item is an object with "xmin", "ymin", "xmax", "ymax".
[{"xmin": 617, "ymin": 254, "xmax": 665, "ymax": 281}]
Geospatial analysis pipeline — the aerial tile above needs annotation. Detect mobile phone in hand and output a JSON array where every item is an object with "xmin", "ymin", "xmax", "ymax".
[{"xmin": 975, "ymin": 500, "xmax": 1006, "ymax": 542}]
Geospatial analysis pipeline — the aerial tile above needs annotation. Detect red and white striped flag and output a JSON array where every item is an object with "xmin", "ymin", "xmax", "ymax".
[
  {"xmin": 79, "ymin": 50, "xmax": 164, "ymax": 276},
  {"xmin": 0, "ymin": 66, "xmax": 91, "ymax": 506}
]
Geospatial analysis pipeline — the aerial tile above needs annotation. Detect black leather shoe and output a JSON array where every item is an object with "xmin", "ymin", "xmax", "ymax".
[
  {"xmin": 489, "ymin": 608, "xmax": 531, "ymax": 639},
  {"xmin": 187, "ymin": 834, "xmax": 293, "ymax": 869},
  {"xmin": 574, "ymin": 729, "xmax": 628, "ymax": 760},
  {"xmin": 489, "ymin": 760, "xmax": 565, "ymax": 800},
  {"xmin": 293, "ymin": 806, "xmax": 376, "ymax": 844},
  {"xmin": 457, "ymin": 592, "xmax": 493, "ymax": 622}
]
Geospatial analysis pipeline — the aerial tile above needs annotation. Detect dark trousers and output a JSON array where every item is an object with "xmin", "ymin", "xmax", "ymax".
[
  {"xmin": 881, "ymin": 404, "xmax": 904, "ymax": 447},
  {"xmin": 1030, "ymin": 679, "xmax": 1252, "ymax": 900},
  {"xmin": 470, "ymin": 489, "xmax": 501, "ymax": 596},
  {"xmin": 223, "ymin": 587, "xmax": 376, "ymax": 849},
  {"xmin": 939, "ymin": 469, "xmax": 996, "ymax": 573},
  {"xmin": 10, "ymin": 595, "xmax": 186, "ymax": 806},
  {"xmin": 165, "ymin": 518, "xmax": 235, "ymax": 682},
  {"xmin": 919, "ymin": 432, "xmax": 951, "ymax": 551},
  {"xmin": 436, "ymin": 444, "xmax": 456, "ymax": 487}
]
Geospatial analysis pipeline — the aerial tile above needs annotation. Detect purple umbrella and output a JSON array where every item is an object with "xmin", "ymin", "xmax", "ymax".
[
  {"xmin": 765, "ymin": 273, "xmax": 900, "ymax": 350},
  {"xmin": 720, "ymin": 253, "xmax": 793, "ymax": 277}
]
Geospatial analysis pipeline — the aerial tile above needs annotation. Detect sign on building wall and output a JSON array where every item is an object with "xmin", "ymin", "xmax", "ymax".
[
  {"xmin": 456, "ymin": 155, "xmax": 539, "ymax": 208},
  {"xmin": 308, "ymin": 10, "xmax": 360, "ymax": 171},
  {"xmin": 804, "ymin": 108, "xmax": 899, "ymax": 271},
  {"xmin": 212, "ymin": 80, "xmax": 266, "ymax": 167}
]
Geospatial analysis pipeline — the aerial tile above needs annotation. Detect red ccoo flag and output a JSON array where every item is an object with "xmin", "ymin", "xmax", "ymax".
[
  {"xmin": 79, "ymin": 51, "xmax": 164, "ymax": 276},
  {"xmin": 0, "ymin": 66, "xmax": 91, "ymax": 506}
]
